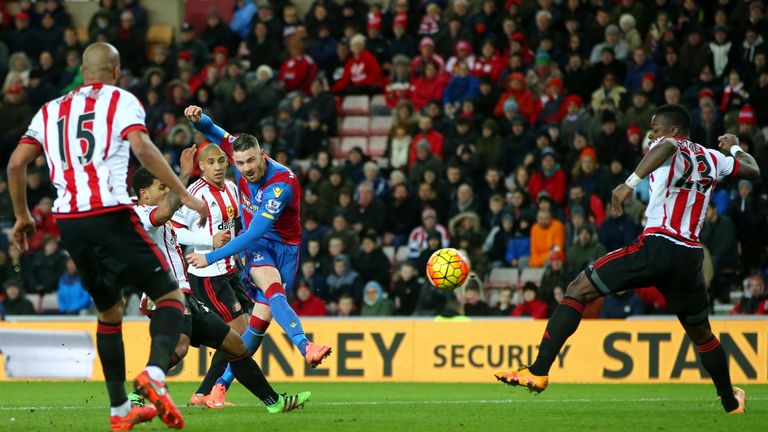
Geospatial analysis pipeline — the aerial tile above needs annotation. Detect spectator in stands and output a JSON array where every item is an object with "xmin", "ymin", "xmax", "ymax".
[
  {"xmin": 59, "ymin": 49, "xmax": 83, "ymax": 93},
  {"xmin": 590, "ymin": 24, "xmax": 629, "ymax": 63},
  {"xmin": 731, "ymin": 275, "xmax": 768, "ymax": 315},
  {"xmin": 505, "ymin": 217, "xmax": 531, "ymax": 268},
  {"xmin": 486, "ymin": 211, "xmax": 515, "ymax": 266},
  {"xmin": 540, "ymin": 249, "xmax": 566, "ymax": 305},
  {"xmin": 2, "ymin": 280, "xmax": 35, "ymax": 316},
  {"xmin": 598, "ymin": 203, "xmax": 641, "ymax": 251},
  {"xmin": 729, "ymin": 180, "xmax": 768, "ymax": 275},
  {"xmin": 336, "ymin": 294, "xmax": 356, "ymax": 317},
  {"xmin": 529, "ymin": 147, "xmax": 567, "ymax": 206},
  {"xmin": 27, "ymin": 236, "xmax": 68, "ymax": 295},
  {"xmin": 388, "ymin": 12, "xmax": 417, "ymax": 59},
  {"xmin": 390, "ymin": 263, "xmax": 419, "ymax": 316},
  {"xmin": 7, "ymin": 12, "xmax": 40, "ymax": 59},
  {"xmin": 600, "ymin": 290, "xmax": 645, "ymax": 318},
  {"xmin": 332, "ymin": 34, "xmax": 382, "ymax": 95},
  {"xmin": 353, "ymin": 233, "xmax": 391, "ymax": 288},
  {"xmin": 594, "ymin": 110, "xmax": 630, "ymax": 168},
  {"xmin": 511, "ymin": 283, "xmax": 549, "ymax": 319},
  {"xmin": 475, "ymin": 119, "xmax": 502, "ymax": 170},
  {"xmin": 201, "ymin": 8, "xmax": 239, "ymax": 55},
  {"xmin": 566, "ymin": 225, "xmax": 607, "ymax": 281},
  {"xmin": 491, "ymin": 287, "xmax": 515, "ymax": 316},
  {"xmin": 385, "ymin": 183, "xmax": 420, "ymax": 246},
  {"xmin": 409, "ymin": 207, "xmax": 450, "ymax": 258},
  {"xmin": 443, "ymin": 60, "xmax": 479, "ymax": 116},
  {"xmin": 37, "ymin": 12, "xmax": 63, "ymax": 57},
  {"xmin": 361, "ymin": 281, "xmax": 394, "ymax": 316},
  {"xmin": 526, "ymin": 51, "xmax": 562, "ymax": 98},
  {"xmin": 529, "ymin": 208, "xmax": 565, "ymax": 268},
  {"xmin": 460, "ymin": 275, "xmax": 488, "ymax": 316},
  {"xmin": 292, "ymin": 281, "xmax": 328, "ymax": 317},
  {"xmin": 57, "ymin": 259, "xmax": 91, "ymax": 315},
  {"xmin": 326, "ymin": 254, "xmax": 363, "ymax": 306},
  {"xmin": 408, "ymin": 116, "xmax": 445, "ymax": 165},
  {"xmin": 114, "ymin": 10, "xmax": 146, "ymax": 74},
  {"xmin": 410, "ymin": 61, "xmax": 447, "ymax": 112},
  {"xmin": 279, "ymin": 37, "xmax": 318, "ymax": 95},
  {"xmin": 0, "ymin": 84, "xmax": 33, "ymax": 166},
  {"xmin": 175, "ymin": 22, "xmax": 209, "ymax": 68},
  {"xmin": 411, "ymin": 37, "xmax": 445, "ymax": 78},
  {"xmin": 26, "ymin": 68, "xmax": 57, "ymax": 112},
  {"xmin": 384, "ymin": 55, "xmax": 413, "ymax": 110},
  {"xmin": 736, "ymin": 105, "xmax": 765, "ymax": 151},
  {"xmin": 0, "ymin": 176, "xmax": 11, "ymax": 227},
  {"xmin": 29, "ymin": 197, "xmax": 58, "ymax": 253}
]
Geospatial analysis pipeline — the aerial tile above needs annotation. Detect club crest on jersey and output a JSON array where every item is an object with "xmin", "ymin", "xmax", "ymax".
[
  {"xmin": 252, "ymin": 252, "xmax": 265, "ymax": 262},
  {"xmin": 226, "ymin": 205, "xmax": 235, "ymax": 220},
  {"xmin": 265, "ymin": 199, "xmax": 281, "ymax": 214}
]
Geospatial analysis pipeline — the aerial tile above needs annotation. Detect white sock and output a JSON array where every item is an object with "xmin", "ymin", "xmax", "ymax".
[
  {"xmin": 110, "ymin": 400, "xmax": 131, "ymax": 417},
  {"xmin": 145, "ymin": 365, "xmax": 166, "ymax": 383}
]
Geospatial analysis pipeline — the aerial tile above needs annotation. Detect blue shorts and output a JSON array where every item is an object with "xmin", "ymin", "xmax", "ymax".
[{"xmin": 242, "ymin": 237, "xmax": 300, "ymax": 304}]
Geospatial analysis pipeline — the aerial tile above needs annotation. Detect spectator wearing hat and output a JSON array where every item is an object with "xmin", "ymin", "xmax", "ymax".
[
  {"xmin": 7, "ymin": 11, "xmax": 41, "ymax": 59},
  {"xmin": 529, "ymin": 147, "xmax": 567, "ymax": 206},
  {"xmin": 591, "ymin": 45, "xmax": 628, "ymax": 87},
  {"xmin": 511, "ymin": 283, "xmax": 549, "ymax": 319},
  {"xmin": 494, "ymin": 72, "xmax": 537, "ymax": 124},
  {"xmin": 2, "ymin": 280, "xmax": 35, "ymax": 316},
  {"xmin": 408, "ymin": 141, "xmax": 445, "ymax": 184},
  {"xmin": 594, "ymin": 110, "xmax": 631, "ymax": 168},
  {"xmin": 525, "ymin": 50, "xmax": 562, "ymax": 98},
  {"xmin": 384, "ymin": 55, "xmax": 415, "ymax": 110},
  {"xmin": 174, "ymin": 22, "xmax": 208, "ymax": 68},
  {"xmin": 731, "ymin": 275, "xmax": 768, "ymax": 315},
  {"xmin": 471, "ymin": 118, "xmax": 501, "ymax": 169},
  {"xmin": 366, "ymin": 15, "xmax": 392, "ymax": 70},
  {"xmin": 445, "ymin": 40, "xmax": 475, "ymax": 75},
  {"xmin": 4, "ymin": 51, "xmax": 32, "ymax": 91},
  {"xmin": 618, "ymin": 13, "xmax": 642, "ymax": 52},
  {"xmin": 389, "ymin": 12, "xmax": 417, "ymax": 59},
  {"xmin": 639, "ymin": 72, "xmax": 663, "ymax": 106},
  {"xmin": 536, "ymin": 76, "xmax": 566, "ymax": 124},
  {"xmin": 411, "ymin": 36, "xmax": 446, "ymax": 78},
  {"xmin": 590, "ymin": 24, "xmax": 630, "ymax": 64},
  {"xmin": 529, "ymin": 208, "xmax": 565, "ymax": 268},
  {"xmin": 540, "ymin": 249, "xmax": 567, "ymax": 305},
  {"xmin": 736, "ymin": 105, "xmax": 766, "ymax": 150},
  {"xmin": 353, "ymin": 234, "xmax": 391, "ymax": 289},
  {"xmin": 559, "ymin": 95, "xmax": 591, "ymax": 146},
  {"xmin": 332, "ymin": 34, "xmax": 382, "ymax": 95},
  {"xmin": 407, "ymin": 208, "xmax": 450, "ymax": 260}
]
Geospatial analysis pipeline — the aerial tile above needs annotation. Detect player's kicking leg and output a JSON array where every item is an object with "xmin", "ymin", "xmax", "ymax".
[
  {"xmin": 495, "ymin": 271, "xmax": 600, "ymax": 393},
  {"xmin": 678, "ymin": 318, "xmax": 746, "ymax": 413}
]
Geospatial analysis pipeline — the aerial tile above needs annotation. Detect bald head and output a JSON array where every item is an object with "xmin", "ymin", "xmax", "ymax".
[
  {"xmin": 82, "ymin": 42, "xmax": 121, "ymax": 84},
  {"xmin": 200, "ymin": 143, "xmax": 225, "ymax": 160},
  {"xmin": 198, "ymin": 144, "xmax": 228, "ymax": 185}
]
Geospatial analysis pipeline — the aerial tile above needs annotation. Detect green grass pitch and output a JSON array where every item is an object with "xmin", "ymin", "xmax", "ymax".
[{"xmin": 0, "ymin": 382, "xmax": 765, "ymax": 431}]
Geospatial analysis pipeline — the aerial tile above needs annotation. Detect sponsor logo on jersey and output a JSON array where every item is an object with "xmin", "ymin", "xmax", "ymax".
[
  {"xmin": 241, "ymin": 196, "xmax": 256, "ymax": 213},
  {"xmin": 256, "ymin": 189, "xmax": 264, "ymax": 203},
  {"xmin": 265, "ymin": 199, "xmax": 281, "ymax": 214},
  {"xmin": 217, "ymin": 219, "xmax": 237, "ymax": 231}
]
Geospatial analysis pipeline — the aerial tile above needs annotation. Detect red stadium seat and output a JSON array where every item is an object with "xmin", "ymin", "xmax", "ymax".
[
  {"xmin": 520, "ymin": 267, "xmax": 545, "ymax": 285},
  {"xmin": 368, "ymin": 136, "xmax": 388, "ymax": 157},
  {"xmin": 339, "ymin": 116, "xmax": 370, "ymax": 136},
  {"xmin": 341, "ymin": 95, "xmax": 370, "ymax": 115},
  {"xmin": 486, "ymin": 267, "xmax": 519, "ymax": 288},
  {"xmin": 370, "ymin": 94, "xmax": 387, "ymax": 111},
  {"xmin": 339, "ymin": 136, "xmax": 368, "ymax": 158},
  {"xmin": 369, "ymin": 116, "xmax": 393, "ymax": 135}
]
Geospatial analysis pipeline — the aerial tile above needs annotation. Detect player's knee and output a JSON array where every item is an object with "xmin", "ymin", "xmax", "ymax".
[
  {"xmin": 98, "ymin": 301, "xmax": 124, "ymax": 323},
  {"xmin": 565, "ymin": 272, "xmax": 598, "ymax": 303},
  {"xmin": 153, "ymin": 289, "xmax": 184, "ymax": 305},
  {"xmin": 175, "ymin": 334, "xmax": 190, "ymax": 359},
  {"xmin": 221, "ymin": 329, "xmax": 247, "ymax": 357},
  {"xmin": 682, "ymin": 322, "xmax": 714, "ymax": 345},
  {"xmin": 229, "ymin": 314, "xmax": 247, "ymax": 334}
]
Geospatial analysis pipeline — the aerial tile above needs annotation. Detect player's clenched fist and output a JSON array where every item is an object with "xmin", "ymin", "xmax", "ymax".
[
  {"xmin": 184, "ymin": 105, "xmax": 203, "ymax": 123},
  {"xmin": 213, "ymin": 230, "xmax": 231, "ymax": 249},
  {"xmin": 717, "ymin": 134, "xmax": 739, "ymax": 153}
]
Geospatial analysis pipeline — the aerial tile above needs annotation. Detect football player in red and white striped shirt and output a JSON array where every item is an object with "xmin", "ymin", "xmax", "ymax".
[
  {"xmin": 6, "ymin": 43, "xmax": 208, "ymax": 430},
  {"xmin": 496, "ymin": 105, "xmax": 758, "ymax": 415}
]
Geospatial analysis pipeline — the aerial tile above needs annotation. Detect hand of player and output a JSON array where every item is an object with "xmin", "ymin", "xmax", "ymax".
[
  {"xmin": 181, "ymin": 193, "xmax": 209, "ymax": 227},
  {"xmin": 11, "ymin": 213, "xmax": 35, "ymax": 252},
  {"xmin": 718, "ymin": 134, "xmax": 740, "ymax": 153},
  {"xmin": 179, "ymin": 144, "xmax": 197, "ymax": 177},
  {"xmin": 186, "ymin": 252, "xmax": 209, "ymax": 268},
  {"xmin": 611, "ymin": 184, "xmax": 633, "ymax": 216},
  {"xmin": 184, "ymin": 105, "xmax": 203, "ymax": 123},
  {"xmin": 212, "ymin": 230, "xmax": 231, "ymax": 249}
]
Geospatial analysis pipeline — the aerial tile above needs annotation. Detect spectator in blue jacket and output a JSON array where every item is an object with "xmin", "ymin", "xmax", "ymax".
[
  {"xmin": 505, "ymin": 218, "xmax": 531, "ymax": 268},
  {"xmin": 600, "ymin": 290, "xmax": 645, "ymax": 318},
  {"xmin": 57, "ymin": 259, "xmax": 91, "ymax": 315},
  {"xmin": 443, "ymin": 61, "xmax": 479, "ymax": 116},
  {"xmin": 624, "ymin": 48, "xmax": 657, "ymax": 93},
  {"xmin": 230, "ymin": 0, "xmax": 258, "ymax": 39}
]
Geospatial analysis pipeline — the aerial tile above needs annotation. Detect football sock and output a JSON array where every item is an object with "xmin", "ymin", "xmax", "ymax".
[
  {"xmin": 698, "ymin": 336, "xmax": 739, "ymax": 412},
  {"xmin": 168, "ymin": 353, "xmax": 182, "ymax": 370},
  {"xmin": 227, "ymin": 351, "xmax": 279, "ymax": 405},
  {"xmin": 147, "ymin": 299, "xmax": 184, "ymax": 373},
  {"xmin": 217, "ymin": 316, "xmax": 270, "ymax": 389},
  {"xmin": 145, "ymin": 365, "xmax": 165, "ymax": 383},
  {"xmin": 110, "ymin": 400, "xmax": 131, "ymax": 418},
  {"xmin": 529, "ymin": 296, "xmax": 585, "ymax": 376},
  {"xmin": 197, "ymin": 349, "xmax": 230, "ymax": 395},
  {"xmin": 97, "ymin": 321, "xmax": 127, "ymax": 408},
  {"xmin": 266, "ymin": 283, "xmax": 309, "ymax": 356}
]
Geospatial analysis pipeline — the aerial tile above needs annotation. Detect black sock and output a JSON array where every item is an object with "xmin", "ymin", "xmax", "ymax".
[
  {"xmin": 196, "ymin": 349, "xmax": 230, "ymax": 395},
  {"xmin": 147, "ymin": 299, "xmax": 184, "ymax": 372},
  {"xmin": 529, "ymin": 297, "xmax": 584, "ymax": 376},
  {"xmin": 698, "ymin": 336, "xmax": 739, "ymax": 412},
  {"xmin": 97, "ymin": 321, "xmax": 127, "ymax": 407},
  {"xmin": 228, "ymin": 351, "xmax": 279, "ymax": 405},
  {"xmin": 168, "ymin": 353, "xmax": 182, "ymax": 370}
]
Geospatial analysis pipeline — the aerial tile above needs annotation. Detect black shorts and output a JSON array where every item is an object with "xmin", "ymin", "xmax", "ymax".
[
  {"xmin": 585, "ymin": 234, "xmax": 709, "ymax": 324},
  {"xmin": 182, "ymin": 295, "xmax": 230, "ymax": 349},
  {"xmin": 57, "ymin": 208, "xmax": 177, "ymax": 312},
  {"xmin": 189, "ymin": 272, "xmax": 251, "ymax": 323}
]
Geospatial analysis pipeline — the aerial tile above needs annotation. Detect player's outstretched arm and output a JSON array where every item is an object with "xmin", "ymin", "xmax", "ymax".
[
  {"xmin": 184, "ymin": 105, "xmax": 233, "ymax": 158},
  {"xmin": 7, "ymin": 143, "xmax": 39, "ymax": 251},
  {"xmin": 718, "ymin": 134, "xmax": 761, "ymax": 180},
  {"xmin": 611, "ymin": 138, "xmax": 678, "ymax": 215},
  {"xmin": 151, "ymin": 145, "xmax": 196, "ymax": 225},
  {"xmin": 128, "ymin": 130, "xmax": 208, "ymax": 227}
]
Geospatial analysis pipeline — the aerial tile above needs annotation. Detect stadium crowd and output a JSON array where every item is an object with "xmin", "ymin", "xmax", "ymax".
[{"xmin": 1, "ymin": 0, "xmax": 768, "ymax": 320}]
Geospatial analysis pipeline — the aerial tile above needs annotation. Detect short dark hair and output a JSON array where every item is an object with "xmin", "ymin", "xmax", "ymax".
[
  {"xmin": 654, "ymin": 104, "xmax": 692, "ymax": 134},
  {"xmin": 132, "ymin": 167, "xmax": 155, "ymax": 196},
  {"xmin": 232, "ymin": 133, "xmax": 260, "ymax": 153}
]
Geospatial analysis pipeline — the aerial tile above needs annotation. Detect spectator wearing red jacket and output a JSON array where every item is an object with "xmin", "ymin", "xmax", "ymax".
[
  {"xmin": 472, "ymin": 40, "xmax": 505, "ymax": 84},
  {"xmin": 278, "ymin": 36, "xmax": 318, "ymax": 95},
  {"xmin": 411, "ymin": 61, "xmax": 447, "ymax": 111},
  {"xmin": 731, "ymin": 275, "xmax": 768, "ymax": 315},
  {"xmin": 494, "ymin": 72, "xmax": 538, "ymax": 124},
  {"xmin": 384, "ymin": 55, "xmax": 413, "ymax": 109},
  {"xmin": 529, "ymin": 147, "xmax": 567, "ymax": 205},
  {"xmin": 332, "ymin": 34, "xmax": 382, "ymax": 95},
  {"xmin": 511, "ymin": 283, "xmax": 549, "ymax": 319},
  {"xmin": 408, "ymin": 116, "xmax": 445, "ymax": 165},
  {"xmin": 29, "ymin": 197, "xmax": 58, "ymax": 253},
  {"xmin": 292, "ymin": 282, "xmax": 328, "ymax": 317},
  {"xmin": 411, "ymin": 36, "xmax": 445, "ymax": 78}
]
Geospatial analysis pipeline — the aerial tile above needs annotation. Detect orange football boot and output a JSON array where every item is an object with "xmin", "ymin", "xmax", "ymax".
[
  {"xmin": 729, "ymin": 387, "xmax": 746, "ymax": 414},
  {"xmin": 495, "ymin": 365, "xmax": 549, "ymax": 393},
  {"xmin": 205, "ymin": 383, "xmax": 234, "ymax": 408},
  {"xmin": 304, "ymin": 342, "xmax": 332, "ymax": 368},
  {"xmin": 110, "ymin": 404, "xmax": 157, "ymax": 431},
  {"xmin": 133, "ymin": 370, "xmax": 184, "ymax": 429}
]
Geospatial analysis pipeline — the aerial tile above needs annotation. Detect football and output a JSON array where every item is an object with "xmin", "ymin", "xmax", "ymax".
[{"xmin": 426, "ymin": 248, "xmax": 471, "ymax": 291}]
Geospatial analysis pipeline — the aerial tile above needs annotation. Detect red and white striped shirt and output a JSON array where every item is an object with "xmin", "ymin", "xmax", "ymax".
[
  {"xmin": 134, "ymin": 204, "xmax": 191, "ymax": 293},
  {"xmin": 20, "ymin": 83, "xmax": 146, "ymax": 217},
  {"xmin": 172, "ymin": 178, "xmax": 239, "ymax": 277},
  {"xmin": 644, "ymin": 136, "xmax": 737, "ymax": 246}
]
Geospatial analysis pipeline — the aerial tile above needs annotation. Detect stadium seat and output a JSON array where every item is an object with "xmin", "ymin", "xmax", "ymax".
[
  {"xmin": 293, "ymin": 158, "xmax": 312, "ymax": 175},
  {"xmin": 368, "ymin": 136, "xmax": 388, "ymax": 158},
  {"xmin": 369, "ymin": 116, "xmax": 393, "ymax": 135},
  {"xmin": 339, "ymin": 116, "xmax": 370, "ymax": 136},
  {"xmin": 370, "ymin": 94, "xmax": 387, "ymax": 111},
  {"xmin": 340, "ymin": 95, "xmax": 370, "ymax": 115},
  {"xmin": 383, "ymin": 246, "xmax": 395, "ymax": 263},
  {"xmin": 339, "ymin": 136, "xmax": 367, "ymax": 158},
  {"xmin": 486, "ymin": 267, "xmax": 519, "ymax": 288},
  {"xmin": 395, "ymin": 246, "xmax": 410, "ymax": 263},
  {"xmin": 40, "ymin": 293, "xmax": 59, "ymax": 312},
  {"xmin": 147, "ymin": 25, "xmax": 174, "ymax": 46},
  {"xmin": 520, "ymin": 267, "xmax": 546, "ymax": 285}
]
